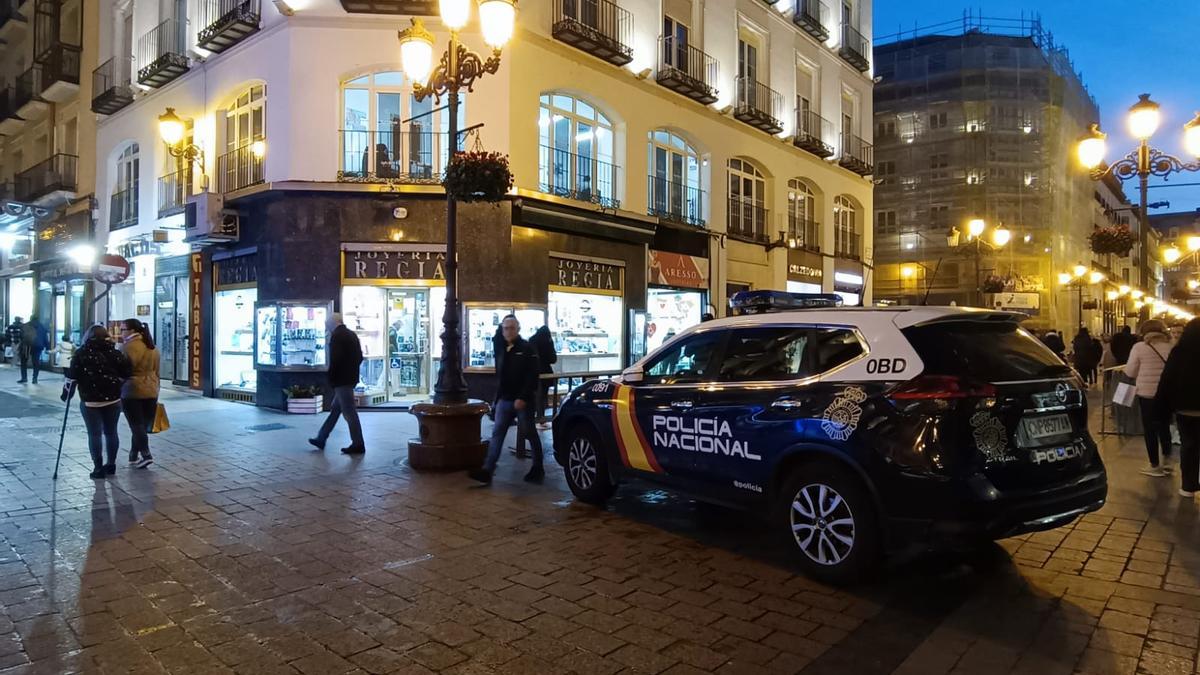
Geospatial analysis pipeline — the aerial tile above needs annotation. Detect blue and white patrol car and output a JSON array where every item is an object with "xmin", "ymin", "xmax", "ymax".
[{"xmin": 552, "ymin": 292, "xmax": 1108, "ymax": 583}]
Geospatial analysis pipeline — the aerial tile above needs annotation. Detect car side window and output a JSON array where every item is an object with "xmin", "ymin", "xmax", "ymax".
[
  {"xmin": 719, "ymin": 327, "xmax": 813, "ymax": 381},
  {"xmin": 643, "ymin": 331, "xmax": 725, "ymax": 385},
  {"xmin": 812, "ymin": 328, "xmax": 865, "ymax": 373}
]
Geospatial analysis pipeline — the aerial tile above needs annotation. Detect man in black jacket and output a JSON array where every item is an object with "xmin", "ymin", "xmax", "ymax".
[
  {"xmin": 471, "ymin": 315, "xmax": 543, "ymax": 484},
  {"xmin": 309, "ymin": 314, "xmax": 366, "ymax": 454},
  {"xmin": 1111, "ymin": 325, "xmax": 1136, "ymax": 365}
]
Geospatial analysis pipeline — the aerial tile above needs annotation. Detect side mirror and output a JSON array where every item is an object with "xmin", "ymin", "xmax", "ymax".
[{"xmin": 621, "ymin": 366, "xmax": 644, "ymax": 384}]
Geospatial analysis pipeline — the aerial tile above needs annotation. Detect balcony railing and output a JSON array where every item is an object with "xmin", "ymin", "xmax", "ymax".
[
  {"xmin": 539, "ymin": 144, "xmax": 620, "ymax": 209},
  {"xmin": 647, "ymin": 175, "xmax": 705, "ymax": 227},
  {"xmin": 835, "ymin": 230, "xmax": 861, "ymax": 260},
  {"xmin": 14, "ymin": 65, "xmax": 41, "ymax": 112},
  {"xmin": 552, "ymin": 0, "xmax": 633, "ymax": 67},
  {"xmin": 92, "ymin": 56, "xmax": 134, "ymax": 114},
  {"xmin": 839, "ymin": 132, "xmax": 874, "ymax": 175},
  {"xmin": 197, "ymin": 0, "xmax": 261, "ymax": 53},
  {"xmin": 38, "ymin": 43, "xmax": 81, "ymax": 101},
  {"xmin": 793, "ymin": 0, "xmax": 829, "ymax": 41},
  {"xmin": 157, "ymin": 169, "xmax": 193, "ymax": 217},
  {"xmin": 734, "ymin": 76, "xmax": 783, "ymax": 134},
  {"xmin": 656, "ymin": 36, "xmax": 719, "ymax": 105},
  {"xmin": 110, "ymin": 187, "xmax": 139, "ymax": 230},
  {"xmin": 137, "ymin": 18, "xmax": 189, "ymax": 87},
  {"xmin": 787, "ymin": 213, "xmax": 820, "ymax": 251},
  {"xmin": 794, "ymin": 108, "xmax": 834, "ymax": 158},
  {"xmin": 839, "ymin": 24, "xmax": 870, "ymax": 72},
  {"xmin": 217, "ymin": 144, "xmax": 264, "ymax": 193},
  {"xmin": 338, "ymin": 129, "xmax": 451, "ymax": 183},
  {"xmin": 15, "ymin": 153, "xmax": 77, "ymax": 202},
  {"xmin": 727, "ymin": 197, "xmax": 769, "ymax": 244}
]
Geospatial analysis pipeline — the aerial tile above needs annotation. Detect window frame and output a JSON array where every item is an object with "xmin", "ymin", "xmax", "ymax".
[
  {"xmin": 712, "ymin": 324, "xmax": 869, "ymax": 385},
  {"xmin": 639, "ymin": 329, "xmax": 729, "ymax": 386},
  {"xmin": 648, "ymin": 129, "xmax": 703, "ymax": 222},
  {"xmin": 538, "ymin": 92, "xmax": 616, "ymax": 205}
]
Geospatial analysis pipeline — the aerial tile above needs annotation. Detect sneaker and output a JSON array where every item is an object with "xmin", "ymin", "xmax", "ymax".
[
  {"xmin": 468, "ymin": 468, "xmax": 493, "ymax": 485},
  {"xmin": 341, "ymin": 445, "xmax": 365, "ymax": 455},
  {"xmin": 135, "ymin": 457, "xmax": 153, "ymax": 469},
  {"xmin": 128, "ymin": 451, "xmax": 139, "ymax": 464},
  {"xmin": 1141, "ymin": 466, "xmax": 1167, "ymax": 477},
  {"xmin": 103, "ymin": 464, "xmax": 116, "ymax": 476},
  {"xmin": 89, "ymin": 469, "xmax": 105, "ymax": 479},
  {"xmin": 523, "ymin": 466, "xmax": 544, "ymax": 483},
  {"xmin": 307, "ymin": 438, "xmax": 325, "ymax": 451},
  {"xmin": 16, "ymin": 379, "xmax": 26, "ymax": 384},
  {"xmin": 1180, "ymin": 489, "xmax": 1197, "ymax": 498}
]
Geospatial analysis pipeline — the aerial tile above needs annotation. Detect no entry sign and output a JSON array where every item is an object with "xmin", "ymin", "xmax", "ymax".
[{"xmin": 94, "ymin": 254, "xmax": 131, "ymax": 285}]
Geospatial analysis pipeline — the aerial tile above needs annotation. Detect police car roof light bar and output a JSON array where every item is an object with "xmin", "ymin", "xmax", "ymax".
[{"xmin": 728, "ymin": 290, "xmax": 844, "ymax": 315}]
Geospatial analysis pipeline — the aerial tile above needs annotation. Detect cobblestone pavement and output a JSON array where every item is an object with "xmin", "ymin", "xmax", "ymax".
[{"xmin": 1, "ymin": 366, "xmax": 1199, "ymax": 674}]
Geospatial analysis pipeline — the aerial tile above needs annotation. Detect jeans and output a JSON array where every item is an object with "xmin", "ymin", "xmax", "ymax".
[
  {"xmin": 485, "ymin": 398, "xmax": 543, "ymax": 472},
  {"xmin": 515, "ymin": 381, "xmax": 554, "ymax": 452},
  {"xmin": 1177, "ymin": 415, "xmax": 1200, "ymax": 492},
  {"xmin": 315, "ymin": 385, "xmax": 364, "ymax": 449},
  {"xmin": 123, "ymin": 398, "xmax": 157, "ymax": 460},
  {"xmin": 1139, "ymin": 396, "xmax": 1173, "ymax": 466},
  {"xmin": 80, "ymin": 401, "xmax": 122, "ymax": 470},
  {"xmin": 19, "ymin": 347, "xmax": 42, "ymax": 382}
]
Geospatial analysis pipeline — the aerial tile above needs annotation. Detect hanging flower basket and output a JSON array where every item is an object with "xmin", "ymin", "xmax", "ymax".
[
  {"xmin": 443, "ymin": 151, "xmax": 514, "ymax": 203},
  {"xmin": 1090, "ymin": 225, "xmax": 1137, "ymax": 256},
  {"xmin": 981, "ymin": 275, "xmax": 1007, "ymax": 294}
]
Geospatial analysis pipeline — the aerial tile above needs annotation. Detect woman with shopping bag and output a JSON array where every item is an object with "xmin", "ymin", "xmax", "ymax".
[
  {"xmin": 1125, "ymin": 320, "xmax": 1174, "ymax": 476},
  {"xmin": 119, "ymin": 319, "xmax": 160, "ymax": 469}
]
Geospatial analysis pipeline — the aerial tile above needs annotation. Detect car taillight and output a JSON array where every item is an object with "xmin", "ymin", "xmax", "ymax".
[{"xmin": 889, "ymin": 375, "xmax": 997, "ymax": 400}]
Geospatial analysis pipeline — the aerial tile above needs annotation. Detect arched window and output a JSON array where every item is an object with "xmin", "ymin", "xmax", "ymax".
[
  {"xmin": 787, "ymin": 179, "xmax": 817, "ymax": 249},
  {"xmin": 727, "ymin": 158, "xmax": 767, "ymax": 241},
  {"xmin": 648, "ymin": 130, "xmax": 703, "ymax": 226},
  {"xmin": 340, "ymin": 71, "xmax": 465, "ymax": 181},
  {"xmin": 538, "ymin": 93, "xmax": 617, "ymax": 207},
  {"xmin": 220, "ymin": 84, "xmax": 265, "ymax": 192},
  {"xmin": 111, "ymin": 142, "xmax": 138, "ymax": 229},
  {"xmin": 834, "ymin": 195, "xmax": 859, "ymax": 258}
]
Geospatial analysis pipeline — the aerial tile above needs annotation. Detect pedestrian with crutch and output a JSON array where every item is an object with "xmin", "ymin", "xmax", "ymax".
[{"xmin": 65, "ymin": 325, "xmax": 132, "ymax": 479}]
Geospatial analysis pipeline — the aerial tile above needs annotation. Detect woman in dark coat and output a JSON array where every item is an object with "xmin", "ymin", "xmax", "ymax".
[
  {"xmin": 67, "ymin": 325, "xmax": 132, "ymax": 479},
  {"xmin": 1156, "ymin": 318, "xmax": 1200, "ymax": 498}
]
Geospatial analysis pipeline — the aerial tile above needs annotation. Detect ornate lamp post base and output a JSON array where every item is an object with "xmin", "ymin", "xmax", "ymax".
[{"xmin": 407, "ymin": 400, "xmax": 490, "ymax": 471}]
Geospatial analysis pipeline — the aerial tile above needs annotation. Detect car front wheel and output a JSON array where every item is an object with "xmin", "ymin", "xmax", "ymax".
[
  {"xmin": 562, "ymin": 424, "xmax": 616, "ymax": 505},
  {"xmin": 778, "ymin": 463, "xmax": 880, "ymax": 585}
]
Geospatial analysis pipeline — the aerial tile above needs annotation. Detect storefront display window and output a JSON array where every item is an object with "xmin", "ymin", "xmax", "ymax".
[
  {"xmin": 5, "ymin": 277, "xmax": 33, "ymax": 325},
  {"xmin": 549, "ymin": 291, "xmax": 623, "ymax": 372},
  {"xmin": 646, "ymin": 288, "xmax": 703, "ymax": 354},
  {"xmin": 465, "ymin": 305, "xmax": 546, "ymax": 370},
  {"xmin": 215, "ymin": 288, "xmax": 257, "ymax": 392},
  {"xmin": 340, "ymin": 284, "xmax": 447, "ymax": 401},
  {"xmin": 255, "ymin": 302, "xmax": 331, "ymax": 369}
]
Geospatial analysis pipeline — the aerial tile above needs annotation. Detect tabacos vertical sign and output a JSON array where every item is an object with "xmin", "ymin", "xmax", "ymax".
[{"xmin": 190, "ymin": 253, "xmax": 202, "ymax": 389}]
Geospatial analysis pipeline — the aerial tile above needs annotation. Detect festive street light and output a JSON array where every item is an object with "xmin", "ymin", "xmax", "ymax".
[
  {"xmin": 158, "ymin": 107, "xmax": 207, "ymax": 187},
  {"xmin": 950, "ymin": 218, "xmax": 1008, "ymax": 307},
  {"xmin": 1164, "ymin": 245, "xmax": 1183, "ymax": 265}
]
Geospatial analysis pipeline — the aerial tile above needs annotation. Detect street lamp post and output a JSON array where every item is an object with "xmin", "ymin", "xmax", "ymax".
[
  {"xmin": 948, "ymin": 218, "xmax": 1009, "ymax": 307},
  {"xmin": 158, "ymin": 107, "xmax": 208, "ymax": 189}
]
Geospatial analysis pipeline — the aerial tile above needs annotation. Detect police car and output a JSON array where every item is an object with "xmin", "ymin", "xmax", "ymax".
[{"xmin": 551, "ymin": 291, "xmax": 1107, "ymax": 583}]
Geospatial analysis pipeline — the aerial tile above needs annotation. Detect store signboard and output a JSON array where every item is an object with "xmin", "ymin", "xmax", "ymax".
[
  {"xmin": 190, "ymin": 253, "xmax": 203, "ymax": 389},
  {"xmin": 342, "ymin": 243, "xmax": 446, "ymax": 283},
  {"xmin": 216, "ymin": 253, "xmax": 257, "ymax": 289},
  {"xmin": 988, "ymin": 292, "xmax": 1040, "ymax": 310},
  {"xmin": 550, "ymin": 253, "xmax": 624, "ymax": 296},
  {"xmin": 649, "ymin": 250, "xmax": 707, "ymax": 289}
]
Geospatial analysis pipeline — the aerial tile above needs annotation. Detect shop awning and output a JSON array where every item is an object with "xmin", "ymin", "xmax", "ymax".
[{"xmin": 514, "ymin": 198, "xmax": 656, "ymax": 246}]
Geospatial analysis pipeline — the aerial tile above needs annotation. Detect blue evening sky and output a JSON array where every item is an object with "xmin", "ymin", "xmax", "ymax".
[{"xmin": 873, "ymin": 2, "xmax": 1200, "ymax": 216}]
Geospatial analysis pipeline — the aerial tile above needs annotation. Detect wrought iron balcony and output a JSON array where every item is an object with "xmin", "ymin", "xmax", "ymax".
[
  {"xmin": 38, "ymin": 43, "xmax": 81, "ymax": 103},
  {"xmin": 338, "ymin": 129, "xmax": 452, "ymax": 183},
  {"xmin": 552, "ymin": 0, "xmax": 633, "ymax": 67},
  {"xmin": 727, "ymin": 197, "xmax": 770, "ymax": 244},
  {"xmin": 15, "ymin": 153, "xmax": 77, "ymax": 203},
  {"xmin": 647, "ymin": 175, "xmax": 705, "ymax": 227},
  {"xmin": 158, "ymin": 168, "xmax": 193, "ymax": 217},
  {"xmin": 92, "ymin": 56, "xmax": 134, "ymax": 114},
  {"xmin": 138, "ymin": 19, "xmax": 189, "ymax": 87},
  {"xmin": 197, "ymin": 0, "xmax": 261, "ymax": 54},
  {"xmin": 787, "ymin": 213, "xmax": 820, "ymax": 252},
  {"xmin": 835, "ymin": 229, "xmax": 861, "ymax": 260},
  {"xmin": 539, "ymin": 144, "xmax": 620, "ymax": 209},
  {"xmin": 656, "ymin": 36, "xmax": 719, "ymax": 105},
  {"xmin": 839, "ymin": 132, "xmax": 874, "ymax": 175},
  {"xmin": 793, "ymin": 0, "xmax": 829, "ymax": 41},
  {"xmin": 839, "ymin": 24, "xmax": 870, "ymax": 72},
  {"xmin": 14, "ymin": 66, "xmax": 47, "ymax": 119},
  {"xmin": 338, "ymin": 0, "xmax": 436, "ymax": 13},
  {"xmin": 734, "ymin": 76, "xmax": 783, "ymax": 135},
  {"xmin": 794, "ymin": 108, "xmax": 834, "ymax": 158},
  {"xmin": 217, "ymin": 144, "xmax": 265, "ymax": 193},
  {"xmin": 110, "ymin": 187, "xmax": 139, "ymax": 230}
]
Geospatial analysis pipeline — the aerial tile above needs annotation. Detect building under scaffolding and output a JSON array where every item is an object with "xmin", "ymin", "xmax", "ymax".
[{"xmin": 871, "ymin": 13, "xmax": 1099, "ymax": 330}]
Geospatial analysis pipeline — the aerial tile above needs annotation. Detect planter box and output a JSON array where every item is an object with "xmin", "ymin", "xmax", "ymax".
[{"xmin": 286, "ymin": 396, "xmax": 323, "ymax": 414}]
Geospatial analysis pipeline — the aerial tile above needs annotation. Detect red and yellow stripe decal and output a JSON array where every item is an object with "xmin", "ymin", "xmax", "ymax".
[{"xmin": 610, "ymin": 385, "xmax": 663, "ymax": 474}]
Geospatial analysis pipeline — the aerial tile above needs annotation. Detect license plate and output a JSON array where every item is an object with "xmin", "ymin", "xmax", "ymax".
[{"xmin": 1021, "ymin": 414, "xmax": 1072, "ymax": 441}]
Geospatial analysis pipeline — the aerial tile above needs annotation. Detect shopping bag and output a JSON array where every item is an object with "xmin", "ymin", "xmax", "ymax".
[
  {"xmin": 151, "ymin": 403, "xmax": 171, "ymax": 434},
  {"xmin": 1112, "ymin": 382, "xmax": 1137, "ymax": 408}
]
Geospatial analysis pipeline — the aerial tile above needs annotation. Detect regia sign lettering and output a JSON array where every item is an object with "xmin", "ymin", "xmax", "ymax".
[
  {"xmin": 344, "ymin": 249, "xmax": 447, "ymax": 281},
  {"xmin": 651, "ymin": 415, "xmax": 762, "ymax": 461},
  {"xmin": 552, "ymin": 256, "xmax": 622, "ymax": 293}
]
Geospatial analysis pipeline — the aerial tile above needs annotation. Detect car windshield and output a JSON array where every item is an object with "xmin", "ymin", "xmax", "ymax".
[{"xmin": 902, "ymin": 320, "xmax": 1071, "ymax": 381}]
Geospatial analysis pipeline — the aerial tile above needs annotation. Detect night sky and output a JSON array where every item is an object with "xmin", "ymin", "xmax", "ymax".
[{"xmin": 873, "ymin": 2, "xmax": 1200, "ymax": 216}]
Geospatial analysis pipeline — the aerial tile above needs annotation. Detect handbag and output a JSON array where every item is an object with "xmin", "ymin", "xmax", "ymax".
[
  {"xmin": 1113, "ymin": 381, "xmax": 1138, "ymax": 408},
  {"xmin": 151, "ymin": 403, "xmax": 171, "ymax": 434}
]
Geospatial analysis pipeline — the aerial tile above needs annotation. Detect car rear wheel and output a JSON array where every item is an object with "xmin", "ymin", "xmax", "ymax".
[
  {"xmin": 778, "ymin": 463, "xmax": 881, "ymax": 584},
  {"xmin": 563, "ymin": 425, "xmax": 616, "ymax": 505}
]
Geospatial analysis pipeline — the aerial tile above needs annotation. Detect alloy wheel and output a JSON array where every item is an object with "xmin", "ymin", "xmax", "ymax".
[
  {"xmin": 568, "ymin": 436, "xmax": 597, "ymax": 490},
  {"xmin": 790, "ymin": 483, "xmax": 856, "ymax": 566}
]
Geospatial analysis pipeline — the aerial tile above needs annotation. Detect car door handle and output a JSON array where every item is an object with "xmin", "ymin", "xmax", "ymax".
[
  {"xmin": 771, "ymin": 397, "xmax": 808, "ymax": 411},
  {"xmin": 670, "ymin": 400, "xmax": 694, "ymax": 411}
]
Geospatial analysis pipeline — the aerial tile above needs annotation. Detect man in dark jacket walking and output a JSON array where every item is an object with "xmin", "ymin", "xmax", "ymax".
[
  {"xmin": 471, "ymin": 315, "xmax": 543, "ymax": 484},
  {"xmin": 1111, "ymin": 325, "xmax": 1136, "ymax": 365},
  {"xmin": 18, "ymin": 316, "xmax": 49, "ymax": 384},
  {"xmin": 309, "ymin": 314, "xmax": 366, "ymax": 454}
]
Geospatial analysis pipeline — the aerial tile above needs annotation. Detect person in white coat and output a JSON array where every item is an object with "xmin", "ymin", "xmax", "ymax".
[{"xmin": 1126, "ymin": 319, "xmax": 1174, "ymax": 476}]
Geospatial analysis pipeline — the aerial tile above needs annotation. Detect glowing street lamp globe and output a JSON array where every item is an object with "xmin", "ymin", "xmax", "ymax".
[
  {"xmin": 1057, "ymin": 272, "xmax": 1073, "ymax": 285},
  {"xmin": 398, "ymin": 19, "xmax": 435, "ymax": 84},
  {"xmin": 1186, "ymin": 112, "xmax": 1200, "ymax": 158},
  {"xmin": 1186, "ymin": 235, "xmax": 1200, "ymax": 253},
  {"xmin": 1163, "ymin": 246, "xmax": 1183, "ymax": 265},
  {"xmin": 158, "ymin": 107, "xmax": 186, "ymax": 146},
  {"xmin": 479, "ymin": 0, "xmax": 516, "ymax": 49},
  {"xmin": 1088, "ymin": 270, "xmax": 1105, "ymax": 284},
  {"xmin": 1072, "ymin": 264, "xmax": 1088, "ymax": 278},
  {"xmin": 1076, "ymin": 124, "xmax": 1107, "ymax": 170},
  {"xmin": 1118, "ymin": 285, "xmax": 1130, "ymax": 296},
  {"xmin": 1131, "ymin": 289, "xmax": 1145, "ymax": 300},
  {"xmin": 1128, "ymin": 94, "xmax": 1162, "ymax": 141},
  {"xmin": 966, "ymin": 218, "xmax": 985, "ymax": 238},
  {"xmin": 991, "ymin": 228, "xmax": 1011, "ymax": 247}
]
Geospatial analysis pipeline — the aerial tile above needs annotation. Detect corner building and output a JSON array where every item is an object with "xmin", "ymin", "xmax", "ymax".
[{"xmin": 92, "ymin": 0, "xmax": 874, "ymax": 408}]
